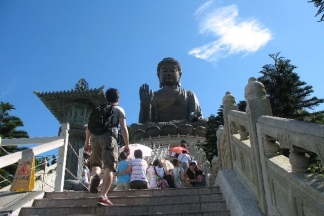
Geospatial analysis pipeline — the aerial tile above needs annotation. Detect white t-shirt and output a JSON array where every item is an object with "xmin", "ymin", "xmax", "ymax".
[
  {"xmin": 178, "ymin": 153, "xmax": 190, "ymax": 164},
  {"xmin": 129, "ymin": 158, "xmax": 148, "ymax": 182},
  {"xmin": 147, "ymin": 166, "xmax": 165, "ymax": 188},
  {"xmin": 110, "ymin": 105, "xmax": 126, "ymax": 138}
]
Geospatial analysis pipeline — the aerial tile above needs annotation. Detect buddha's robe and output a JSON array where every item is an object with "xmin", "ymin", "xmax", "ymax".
[{"xmin": 150, "ymin": 88, "xmax": 201, "ymax": 122}]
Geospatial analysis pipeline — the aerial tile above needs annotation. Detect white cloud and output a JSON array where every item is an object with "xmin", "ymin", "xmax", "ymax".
[
  {"xmin": 194, "ymin": 1, "xmax": 213, "ymax": 17},
  {"xmin": 189, "ymin": 3, "xmax": 272, "ymax": 63}
]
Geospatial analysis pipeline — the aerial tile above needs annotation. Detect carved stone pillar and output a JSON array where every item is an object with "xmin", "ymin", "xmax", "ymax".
[
  {"xmin": 222, "ymin": 92, "xmax": 238, "ymax": 169},
  {"xmin": 244, "ymin": 77, "xmax": 273, "ymax": 214}
]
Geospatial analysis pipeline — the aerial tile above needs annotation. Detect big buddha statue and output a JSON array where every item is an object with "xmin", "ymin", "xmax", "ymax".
[{"xmin": 131, "ymin": 57, "xmax": 206, "ymax": 139}]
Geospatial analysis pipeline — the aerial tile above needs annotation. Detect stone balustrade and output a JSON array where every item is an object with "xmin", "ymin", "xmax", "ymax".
[{"xmin": 214, "ymin": 77, "xmax": 324, "ymax": 216}]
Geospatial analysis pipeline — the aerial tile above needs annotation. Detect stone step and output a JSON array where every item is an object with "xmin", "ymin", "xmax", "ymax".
[
  {"xmin": 33, "ymin": 193, "xmax": 223, "ymax": 207},
  {"xmin": 65, "ymin": 211, "xmax": 231, "ymax": 216},
  {"xmin": 45, "ymin": 187, "xmax": 221, "ymax": 199},
  {"xmin": 19, "ymin": 201, "xmax": 229, "ymax": 216}
]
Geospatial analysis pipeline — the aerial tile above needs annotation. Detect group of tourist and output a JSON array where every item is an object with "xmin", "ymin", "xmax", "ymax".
[
  {"xmin": 114, "ymin": 148, "xmax": 206, "ymax": 190},
  {"xmin": 83, "ymin": 57, "xmax": 206, "ymax": 206}
]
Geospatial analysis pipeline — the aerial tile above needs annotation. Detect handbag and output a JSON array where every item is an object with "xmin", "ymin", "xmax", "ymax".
[
  {"xmin": 154, "ymin": 167, "xmax": 169, "ymax": 189},
  {"xmin": 163, "ymin": 170, "xmax": 175, "ymax": 188}
]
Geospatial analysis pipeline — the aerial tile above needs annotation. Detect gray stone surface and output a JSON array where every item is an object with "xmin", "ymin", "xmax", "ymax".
[
  {"xmin": 19, "ymin": 187, "xmax": 230, "ymax": 216},
  {"xmin": 33, "ymin": 193, "xmax": 223, "ymax": 207},
  {"xmin": 0, "ymin": 191, "xmax": 44, "ymax": 216},
  {"xmin": 216, "ymin": 170, "xmax": 264, "ymax": 216}
]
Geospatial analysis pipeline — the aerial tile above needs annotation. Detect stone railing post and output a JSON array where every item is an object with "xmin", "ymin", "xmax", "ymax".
[
  {"xmin": 55, "ymin": 123, "xmax": 69, "ymax": 191},
  {"xmin": 216, "ymin": 125, "xmax": 224, "ymax": 169},
  {"xmin": 244, "ymin": 77, "xmax": 272, "ymax": 214},
  {"xmin": 222, "ymin": 92, "xmax": 238, "ymax": 169}
]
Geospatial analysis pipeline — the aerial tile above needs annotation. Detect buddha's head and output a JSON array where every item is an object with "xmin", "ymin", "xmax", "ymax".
[{"xmin": 157, "ymin": 57, "xmax": 182, "ymax": 88}]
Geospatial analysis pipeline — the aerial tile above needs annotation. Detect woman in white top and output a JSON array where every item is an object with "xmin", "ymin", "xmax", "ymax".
[
  {"xmin": 147, "ymin": 159, "xmax": 167, "ymax": 188},
  {"xmin": 117, "ymin": 149, "xmax": 148, "ymax": 189}
]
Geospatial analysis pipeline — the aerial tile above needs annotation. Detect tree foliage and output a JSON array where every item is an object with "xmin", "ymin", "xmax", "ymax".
[
  {"xmin": 258, "ymin": 53, "xmax": 324, "ymax": 173},
  {"xmin": 258, "ymin": 53, "xmax": 324, "ymax": 121},
  {"xmin": 204, "ymin": 106, "xmax": 224, "ymax": 162},
  {"xmin": 237, "ymin": 100, "xmax": 247, "ymax": 112},
  {"xmin": 0, "ymin": 102, "xmax": 29, "ymax": 138},
  {"xmin": 0, "ymin": 101, "xmax": 29, "ymax": 188},
  {"xmin": 309, "ymin": 0, "xmax": 324, "ymax": 21}
]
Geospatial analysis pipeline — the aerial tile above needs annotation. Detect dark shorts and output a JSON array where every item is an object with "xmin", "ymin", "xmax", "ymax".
[
  {"xmin": 129, "ymin": 180, "xmax": 148, "ymax": 190},
  {"xmin": 91, "ymin": 132, "xmax": 118, "ymax": 172}
]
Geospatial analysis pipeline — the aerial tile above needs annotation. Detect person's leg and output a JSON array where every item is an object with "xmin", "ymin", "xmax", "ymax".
[
  {"xmin": 129, "ymin": 181, "xmax": 134, "ymax": 189},
  {"xmin": 124, "ymin": 183, "xmax": 130, "ymax": 190},
  {"xmin": 114, "ymin": 183, "xmax": 122, "ymax": 191},
  {"xmin": 101, "ymin": 167, "xmax": 113, "ymax": 197},
  {"xmin": 92, "ymin": 166, "xmax": 101, "ymax": 176},
  {"xmin": 141, "ymin": 181, "xmax": 148, "ymax": 189},
  {"xmin": 98, "ymin": 133, "xmax": 118, "ymax": 205},
  {"xmin": 89, "ymin": 135, "xmax": 103, "ymax": 194}
]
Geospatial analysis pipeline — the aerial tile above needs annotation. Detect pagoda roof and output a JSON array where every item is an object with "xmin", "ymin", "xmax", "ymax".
[{"xmin": 34, "ymin": 86, "xmax": 106, "ymax": 123}]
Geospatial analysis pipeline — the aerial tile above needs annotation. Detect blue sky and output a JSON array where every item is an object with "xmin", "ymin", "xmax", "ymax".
[{"xmin": 1, "ymin": 1, "xmax": 323, "ymax": 142}]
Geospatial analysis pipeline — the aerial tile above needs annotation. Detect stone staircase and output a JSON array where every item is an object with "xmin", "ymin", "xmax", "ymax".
[{"xmin": 18, "ymin": 187, "xmax": 230, "ymax": 216}]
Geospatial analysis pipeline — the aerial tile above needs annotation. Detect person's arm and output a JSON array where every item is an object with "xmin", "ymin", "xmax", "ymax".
[
  {"xmin": 87, "ymin": 171, "xmax": 90, "ymax": 182},
  {"xmin": 116, "ymin": 164, "xmax": 132, "ymax": 177},
  {"xmin": 180, "ymin": 171, "xmax": 186, "ymax": 181},
  {"xmin": 119, "ymin": 117, "xmax": 130, "ymax": 152},
  {"xmin": 84, "ymin": 128, "xmax": 91, "ymax": 152},
  {"xmin": 189, "ymin": 176, "xmax": 202, "ymax": 183},
  {"xmin": 189, "ymin": 170, "xmax": 203, "ymax": 183}
]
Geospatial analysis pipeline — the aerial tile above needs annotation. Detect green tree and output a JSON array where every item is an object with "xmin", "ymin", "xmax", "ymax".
[
  {"xmin": 309, "ymin": 0, "xmax": 324, "ymax": 21},
  {"xmin": 258, "ymin": 53, "xmax": 324, "ymax": 173},
  {"xmin": 0, "ymin": 101, "xmax": 29, "ymax": 188},
  {"xmin": 0, "ymin": 102, "xmax": 29, "ymax": 138},
  {"xmin": 204, "ymin": 106, "xmax": 224, "ymax": 162},
  {"xmin": 258, "ymin": 53, "xmax": 324, "ymax": 121},
  {"xmin": 237, "ymin": 100, "xmax": 247, "ymax": 112}
]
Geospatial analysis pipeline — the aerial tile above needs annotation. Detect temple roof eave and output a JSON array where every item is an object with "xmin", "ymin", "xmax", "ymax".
[{"xmin": 34, "ymin": 86, "xmax": 106, "ymax": 123}]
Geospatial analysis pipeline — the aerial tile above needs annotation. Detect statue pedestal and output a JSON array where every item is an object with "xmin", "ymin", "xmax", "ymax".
[{"xmin": 130, "ymin": 120, "xmax": 207, "ymax": 140}]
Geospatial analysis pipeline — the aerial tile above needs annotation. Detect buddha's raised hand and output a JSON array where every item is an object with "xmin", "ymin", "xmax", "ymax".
[{"xmin": 139, "ymin": 83, "xmax": 154, "ymax": 106}]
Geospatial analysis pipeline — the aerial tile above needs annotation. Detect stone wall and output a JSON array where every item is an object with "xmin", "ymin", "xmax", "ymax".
[{"xmin": 215, "ymin": 77, "xmax": 324, "ymax": 216}]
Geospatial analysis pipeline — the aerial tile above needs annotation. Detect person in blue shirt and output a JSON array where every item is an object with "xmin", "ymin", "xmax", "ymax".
[{"xmin": 115, "ymin": 152, "xmax": 130, "ymax": 190}]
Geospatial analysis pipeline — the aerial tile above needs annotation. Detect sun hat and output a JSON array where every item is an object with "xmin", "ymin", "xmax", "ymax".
[{"xmin": 189, "ymin": 161, "xmax": 197, "ymax": 166}]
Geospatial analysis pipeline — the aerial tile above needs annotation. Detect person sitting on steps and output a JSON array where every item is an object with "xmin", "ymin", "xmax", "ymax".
[
  {"xmin": 186, "ymin": 161, "xmax": 206, "ymax": 187},
  {"xmin": 117, "ymin": 149, "xmax": 149, "ymax": 189}
]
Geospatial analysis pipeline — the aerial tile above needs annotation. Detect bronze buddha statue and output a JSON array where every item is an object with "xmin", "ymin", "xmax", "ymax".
[{"xmin": 131, "ymin": 57, "xmax": 206, "ymax": 138}]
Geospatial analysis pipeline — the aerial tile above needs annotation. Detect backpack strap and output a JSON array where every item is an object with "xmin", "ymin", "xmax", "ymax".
[
  {"xmin": 153, "ymin": 167, "xmax": 161, "ymax": 178},
  {"xmin": 103, "ymin": 105, "xmax": 116, "ymax": 136},
  {"xmin": 178, "ymin": 155, "xmax": 184, "ymax": 163}
]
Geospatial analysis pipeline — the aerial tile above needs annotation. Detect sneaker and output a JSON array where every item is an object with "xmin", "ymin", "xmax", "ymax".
[
  {"xmin": 97, "ymin": 196, "xmax": 113, "ymax": 206},
  {"xmin": 90, "ymin": 175, "xmax": 100, "ymax": 194}
]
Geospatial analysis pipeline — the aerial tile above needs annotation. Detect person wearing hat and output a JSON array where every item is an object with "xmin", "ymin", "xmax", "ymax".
[{"xmin": 186, "ymin": 161, "xmax": 205, "ymax": 187}]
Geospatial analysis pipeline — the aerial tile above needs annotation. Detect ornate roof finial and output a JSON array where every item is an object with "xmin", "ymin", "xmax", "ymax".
[{"xmin": 75, "ymin": 78, "xmax": 89, "ymax": 91}]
